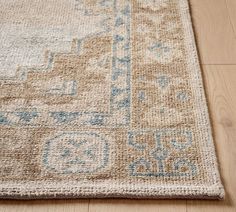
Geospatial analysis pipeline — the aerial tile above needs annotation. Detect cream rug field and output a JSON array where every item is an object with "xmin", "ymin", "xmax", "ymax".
[{"xmin": 0, "ymin": 0, "xmax": 224, "ymax": 199}]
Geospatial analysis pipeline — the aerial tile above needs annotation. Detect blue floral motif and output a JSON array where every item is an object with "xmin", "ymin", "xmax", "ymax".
[
  {"xmin": 89, "ymin": 115, "xmax": 105, "ymax": 126},
  {"xmin": 138, "ymin": 90, "xmax": 146, "ymax": 101},
  {"xmin": 0, "ymin": 113, "xmax": 9, "ymax": 125},
  {"xmin": 117, "ymin": 98, "xmax": 130, "ymax": 108},
  {"xmin": 111, "ymin": 86, "xmax": 123, "ymax": 96},
  {"xmin": 99, "ymin": 0, "xmax": 113, "ymax": 8},
  {"xmin": 42, "ymin": 132, "xmax": 109, "ymax": 174},
  {"xmin": 128, "ymin": 129, "xmax": 197, "ymax": 177},
  {"xmin": 148, "ymin": 42, "xmax": 171, "ymax": 58},
  {"xmin": 115, "ymin": 17, "xmax": 124, "ymax": 26},
  {"xmin": 15, "ymin": 111, "xmax": 38, "ymax": 123},
  {"xmin": 50, "ymin": 112, "xmax": 81, "ymax": 123},
  {"xmin": 111, "ymin": 69, "xmax": 124, "ymax": 81},
  {"xmin": 114, "ymin": 35, "xmax": 124, "ymax": 43},
  {"xmin": 157, "ymin": 75, "xmax": 169, "ymax": 89},
  {"xmin": 176, "ymin": 91, "xmax": 189, "ymax": 102}
]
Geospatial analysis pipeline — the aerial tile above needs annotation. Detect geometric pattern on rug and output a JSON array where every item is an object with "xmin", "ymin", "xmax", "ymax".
[{"xmin": 0, "ymin": 0, "xmax": 224, "ymax": 199}]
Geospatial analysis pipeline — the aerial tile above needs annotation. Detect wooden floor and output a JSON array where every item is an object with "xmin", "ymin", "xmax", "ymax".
[{"xmin": 1, "ymin": 0, "xmax": 236, "ymax": 211}]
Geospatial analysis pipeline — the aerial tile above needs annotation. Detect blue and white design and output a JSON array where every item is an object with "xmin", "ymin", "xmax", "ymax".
[
  {"xmin": 157, "ymin": 75, "xmax": 170, "ymax": 89},
  {"xmin": 0, "ymin": 0, "xmax": 132, "ymax": 128},
  {"xmin": 176, "ymin": 90, "xmax": 190, "ymax": 102},
  {"xmin": 128, "ymin": 129, "xmax": 197, "ymax": 177},
  {"xmin": 0, "ymin": 108, "xmax": 39, "ymax": 125},
  {"xmin": 42, "ymin": 132, "xmax": 109, "ymax": 174},
  {"xmin": 110, "ymin": 0, "xmax": 131, "ymax": 125},
  {"xmin": 46, "ymin": 80, "xmax": 78, "ymax": 96}
]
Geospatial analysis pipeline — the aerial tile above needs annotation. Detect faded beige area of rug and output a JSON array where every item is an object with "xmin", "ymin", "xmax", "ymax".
[{"xmin": 0, "ymin": 0, "xmax": 224, "ymax": 199}]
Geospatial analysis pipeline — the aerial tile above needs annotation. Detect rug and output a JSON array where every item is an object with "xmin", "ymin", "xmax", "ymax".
[{"xmin": 0, "ymin": 0, "xmax": 224, "ymax": 199}]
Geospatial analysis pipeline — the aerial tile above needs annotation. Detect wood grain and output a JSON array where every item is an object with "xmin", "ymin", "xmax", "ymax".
[
  {"xmin": 0, "ymin": 200, "xmax": 89, "ymax": 212},
  {"xmin": 89, "ymin": 199, "xmax": 186, "ymax": 212},
  {"xmin": 187, "ymin": 65, "xmax": 236, "ymax": 212},
  {"xmin": 190, "ymin": 0, "xmax": 236, "ymax": 64},
  {"xmin": 225, "ymin": 0, "xmax": 236, "ymax": 37}
]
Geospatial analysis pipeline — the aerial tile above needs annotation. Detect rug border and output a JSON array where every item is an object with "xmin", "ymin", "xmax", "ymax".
[{"xmin": 177, "ymin": 0, "xmax": 225, "ymax": 198}]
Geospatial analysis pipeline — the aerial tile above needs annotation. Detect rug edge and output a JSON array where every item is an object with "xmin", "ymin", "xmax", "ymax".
[
  {"xmin": 178, "ymin": 0, "xmax": 225, "ymax": 198},
  {"xmin": 0, "ymin": 181, "xmax": 225, "ymax": 200}
]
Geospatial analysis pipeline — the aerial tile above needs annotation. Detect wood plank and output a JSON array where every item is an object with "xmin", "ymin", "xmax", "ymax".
[
  {"xmin": 0, "ymin": 200, "xmax": 89, "ymax": 212},
  {"xmin": 187, "ymin": 65, "xmax": 236, "ymax": 211},
  {"xmin": 226, "ymin": 0, "xmax": 236, "ymax": 36},
  {"xmin": 89, "ymin": 199, "xmax": 186, "ymax": 212},
  {"xmin": 189, "ymin": 0, "xmax": 236, "ymax": 64}
]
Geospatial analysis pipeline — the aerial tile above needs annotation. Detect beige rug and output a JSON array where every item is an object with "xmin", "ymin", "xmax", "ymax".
[{"xmin": 0, "ymin": 0, "xmax": 224, "ymax": 199}]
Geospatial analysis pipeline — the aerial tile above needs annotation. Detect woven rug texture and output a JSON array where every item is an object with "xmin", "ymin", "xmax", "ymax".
[{"xmin": 0, "ymin": 0, "xmax": 224, "ymax": 199}]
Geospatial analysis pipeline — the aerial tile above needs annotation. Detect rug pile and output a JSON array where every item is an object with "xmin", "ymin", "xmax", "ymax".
[{"xmin": 0, "ymin": 0, "xmax": 224, "ymax": 199}]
